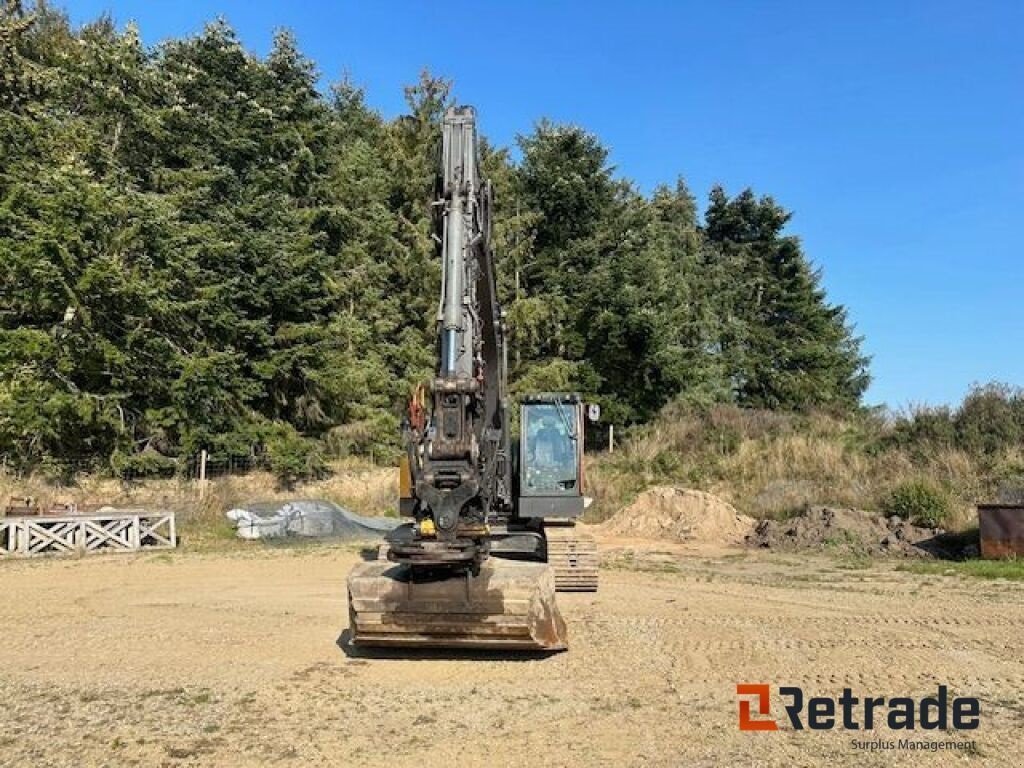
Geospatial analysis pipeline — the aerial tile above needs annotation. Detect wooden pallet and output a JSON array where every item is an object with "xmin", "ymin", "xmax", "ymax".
[{"xmin": 0, "ymin": 512, "xmax": 176, "ymax": 557}]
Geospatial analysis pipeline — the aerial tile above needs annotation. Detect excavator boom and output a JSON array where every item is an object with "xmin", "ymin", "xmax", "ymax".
[
  {"xmin": 387, "ymin": 106, "xmax": 511, "ymax": 566},
  {"xmin": 346, "ymin": 106, "xmax": 570, "ymax": 651}
]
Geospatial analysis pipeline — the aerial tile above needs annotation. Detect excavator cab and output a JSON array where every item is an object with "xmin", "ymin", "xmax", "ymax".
[{"xmin": 518, "ymin": 394, "xmax": 585, "ymax": 519}]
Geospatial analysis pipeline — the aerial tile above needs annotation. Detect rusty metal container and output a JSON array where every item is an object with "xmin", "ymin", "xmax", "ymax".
[
  {"xmin": 3, "ymin": 496, "xmax": 38, "ymax": 517},
  {"xmin": 978, "ymin": 504, "xmax": 1024, "ymax": 559}
]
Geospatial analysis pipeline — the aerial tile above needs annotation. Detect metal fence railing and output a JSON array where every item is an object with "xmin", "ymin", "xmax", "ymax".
[{"xmin": 0, "ymin": 451, "xmax": 272, "ymax": 484}]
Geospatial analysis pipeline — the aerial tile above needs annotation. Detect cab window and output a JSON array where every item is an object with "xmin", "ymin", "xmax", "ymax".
[{"xmin": 523, "ymin": 403, "xmax": 577, "ymax": 494}]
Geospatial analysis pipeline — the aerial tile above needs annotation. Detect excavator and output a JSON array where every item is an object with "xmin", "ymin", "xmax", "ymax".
[{"xmin": 346, "ymin": 106, "xmax": 597, "ymax": 651}]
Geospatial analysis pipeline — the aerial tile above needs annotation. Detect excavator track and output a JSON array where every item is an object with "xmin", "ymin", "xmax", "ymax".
[{"xmin": 544, "ymin": 523, "xmax": 599, "ymax": 592}]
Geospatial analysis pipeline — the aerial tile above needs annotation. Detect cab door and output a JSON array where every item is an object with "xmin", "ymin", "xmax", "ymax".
[{"xmin": 517, "ymin": 398, "xmax": 584, "ymax": 519}]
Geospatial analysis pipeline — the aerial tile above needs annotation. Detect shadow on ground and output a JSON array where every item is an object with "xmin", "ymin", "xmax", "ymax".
[
  {"xmin": 335, "ymin": 629, "xmax": 560, "ymax": 662},
  {"xmin": 913, "ymin": 527, "xmax": 980, "ymax": 560}
]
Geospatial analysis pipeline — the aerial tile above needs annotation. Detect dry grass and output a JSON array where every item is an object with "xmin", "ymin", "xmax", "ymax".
[
  {"xmin": 4, "ymin": 404, "xmax": 1018, "ymax": 541},
  {"xmin": 584, "ymin": 405, "xmax": 1012, "ymax": 530},
  {"xmin": 0, "ymin": 458, "xmax": 396, "ymax": 550}
]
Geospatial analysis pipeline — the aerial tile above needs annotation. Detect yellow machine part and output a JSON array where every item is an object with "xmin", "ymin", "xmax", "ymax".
[{"xmin": 399, "ymin": 454, "xmax": 412, "ymax": 499}]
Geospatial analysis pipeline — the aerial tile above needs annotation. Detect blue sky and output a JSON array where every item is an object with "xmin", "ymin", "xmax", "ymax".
[{"xmin": 64, "ymin": 1, "xmax": 1023, "ymax": 409}]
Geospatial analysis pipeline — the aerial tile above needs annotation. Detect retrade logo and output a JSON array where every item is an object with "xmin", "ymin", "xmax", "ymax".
[
  {"xmin": 736, "ymin": 684, "xmax": 779, "ymax": 731},
  {"xmin": 736, "ymin": 684, "xmax": 980, "ymax": 732}
]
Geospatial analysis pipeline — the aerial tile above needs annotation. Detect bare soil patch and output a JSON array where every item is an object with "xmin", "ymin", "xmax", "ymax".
[
  {"xmin": 1, "ymin": 541, "xmax": 1018, "ymax": 766},
  {"xmin": 598, "ymin": 486, "xmax": 755, "ymax": 545},
  {"xmin": 598, "ymin": 485, "xmax": 961, "ymax": 560},
  {"xmin": 747, "ymin": 506, "xmax": 949, "ymax": 557}
]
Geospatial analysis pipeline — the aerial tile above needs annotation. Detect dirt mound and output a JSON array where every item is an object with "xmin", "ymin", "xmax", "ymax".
[
  {"xmin": 746, "ymin": 506, "xmax": 947, "ymax": 557},
  {"xmin": 601, "ymin": 487, "xmax": 755, "ymax": 545}
]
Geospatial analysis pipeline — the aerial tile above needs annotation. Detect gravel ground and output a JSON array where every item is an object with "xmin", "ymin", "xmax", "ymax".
[{"xmin": 0, "ymin": 538, "xmax": 1021, "ymax": 767}]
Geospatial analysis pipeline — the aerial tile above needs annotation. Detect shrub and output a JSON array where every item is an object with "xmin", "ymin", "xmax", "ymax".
[
  {"xmin": 110, "ymin": 450, "xmax": 178, "ymax": 480},
  {"xmin": 323, "ymin": 412, "xmax": 402, "ymax": 462},
  {"xmin": 651, "ymin": 449, "xmax": 682, "ymax": 476},
  {"xmin": 882, "ymin": 480, "xmax": 953, "ymax": 528},
  {"xmin": 954, "ymin": 383, "xmax": 1023, "ymax": 455},
  {"xmin": 884, "ymin": 405, "xmax": 956, "ymax": 454},
  {"xmin": 264, "ymin": 424, "xmax": 327, "ymax": 489}
]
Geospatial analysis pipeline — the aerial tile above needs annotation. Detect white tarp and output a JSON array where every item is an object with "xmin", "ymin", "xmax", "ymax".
[{"xmin": 226, "ymin": 499, "xmax": 399, "ymax": 540}]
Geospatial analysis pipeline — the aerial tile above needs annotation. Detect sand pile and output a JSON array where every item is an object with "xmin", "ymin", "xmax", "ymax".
[
  {"xmin": 601, "ymin": 487, "xmax": 756, "ymax": 545},
  {"xmin": 746, "ymin": 506, "xmax": 944, "ymax": 557}
]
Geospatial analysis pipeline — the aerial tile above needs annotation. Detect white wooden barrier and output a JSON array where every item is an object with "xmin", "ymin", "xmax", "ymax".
[{"xmin": 0, "ymin": 512, "xmax": 176, "ymax": 557}]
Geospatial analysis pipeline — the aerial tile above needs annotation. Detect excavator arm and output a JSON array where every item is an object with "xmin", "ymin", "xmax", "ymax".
[
  {"xmin": 389, "ymin": 107, "xmax": 511, "ymax": 568},
  {"xmin": 346, "ymin": 106, "xmax": 585, "ymax": 652}
]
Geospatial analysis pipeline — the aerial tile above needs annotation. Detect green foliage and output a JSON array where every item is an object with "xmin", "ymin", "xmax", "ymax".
[
  {"xmin": 323, "ymin": 411, "xmax": 401, "ymax": 462},
  {"xmin": 882, "ymin": 384, "xmax": 1024, "ymax": 460},
  {"xmin": 882, "ymin": 480, "xmax": 953, "ymax": 528},
  {"xmin": 110, "ymin": 449, "xmax": 177, "ymax": 479},
  {"xmin": 0, "ymin": 5, "xmax": 873, "ymax": 473},
  {"xmin": 703, "ymin": 187, "xmax": 869, "ymax": 411},
  {"xmin": 898, "ymin": 557, "xmax": 1024, "ymax": 581},
  {"xmin": 264, "ymin": 423, "xmax": 327, "ymax": 489},
  {"xmin": 884, "ymin": 405, "xmax": 957, "ymax": 455},
  {"xmin": 954, "ymin": 383, "xmax": 1023, "ymax": 455}
]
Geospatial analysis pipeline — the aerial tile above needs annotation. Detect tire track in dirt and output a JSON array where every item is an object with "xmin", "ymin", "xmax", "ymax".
[{"xmin": 1, "ymin": 546, "xmax": 1022, "ymax": 767}]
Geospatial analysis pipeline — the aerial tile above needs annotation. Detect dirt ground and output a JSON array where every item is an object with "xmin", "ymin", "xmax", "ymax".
[{"xmin": 1, "ymin": 536, "xmax": 1022, "ymax": 767}]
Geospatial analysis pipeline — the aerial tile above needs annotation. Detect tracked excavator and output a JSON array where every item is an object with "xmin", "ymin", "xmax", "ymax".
[{"xmin": 346, "ymin": 106, "xmax": 597, "ymax": 651}]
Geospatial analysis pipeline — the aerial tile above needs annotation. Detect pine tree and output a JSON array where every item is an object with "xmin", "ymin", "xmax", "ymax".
[
  {"xmin": 645, "ymin": 180, "xmax": 731, "ymax": 407},
  {"xmin": 0, "ymin": 5, "xmax": 176, "ymax": 468},
  {"xmin": 704, "ymin": 186, "xmax": 869, "ymax": 409},
  {"xmin": 0, "ymin": 8, "xmax": 873, "ymax": 472},
  {"xmin": 509, "ymin": 121, "xmax": 618, "ymax": 399}
]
